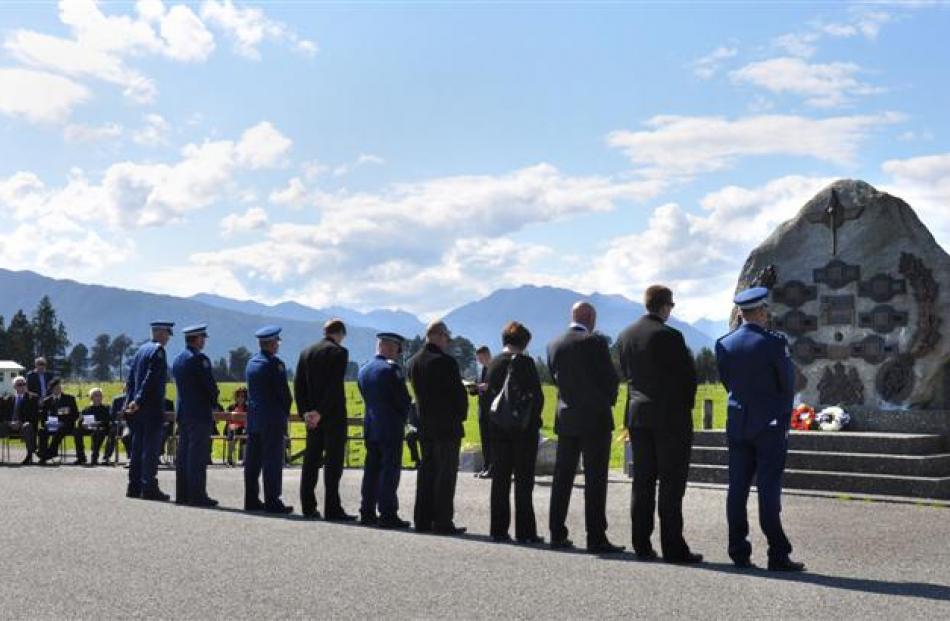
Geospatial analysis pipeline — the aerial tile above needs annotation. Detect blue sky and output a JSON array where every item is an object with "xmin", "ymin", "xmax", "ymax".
[{"xmin": 1, "ymin": 1, "xmax": 949, "ymax": 322}]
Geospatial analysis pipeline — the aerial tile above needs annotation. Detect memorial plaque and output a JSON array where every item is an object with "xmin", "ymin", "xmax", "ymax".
[
  {"xmin": 791, "ymin": 337, "xmax": 827, "ymax": 366},
  {"xmin": 850, "ymin": 335, "xmax": 896, "ymax": 365},
  {"xmin": 858, "ymin": 305, "xmax": 908, "ymax": 334},
  {"xmin": 858, "ymin": 273, "xmax": 907, "ymax": 303},
  {"xmin": 773, "ymin": 310, "xmax": 818, "ymax": 337},
  {"xmin": 820, "ymin": 295, "xmax": 855, "ymax": 326},
  {"xmin": 814, "ymin": 259, "xmax": 861, "ymax": 290},
  {"xmin": 773, "ymin": 280, "xmax": 818, "ymax": 308}
]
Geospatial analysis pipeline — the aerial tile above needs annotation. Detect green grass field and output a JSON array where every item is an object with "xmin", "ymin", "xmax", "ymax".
[{"xmin": 55, "ymin": 380, "xmax": 728, "ymax": 469}]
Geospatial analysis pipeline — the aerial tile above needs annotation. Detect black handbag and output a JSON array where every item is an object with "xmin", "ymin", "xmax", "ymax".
[{"xmin": 489, "ymin": 355, "xmax": 534, "ymax": 432}]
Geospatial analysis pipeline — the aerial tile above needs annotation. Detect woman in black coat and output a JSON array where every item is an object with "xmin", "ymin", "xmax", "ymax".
[{"xmin": 486, "ymin": 321, "xmax": 544, "ymax": 544}]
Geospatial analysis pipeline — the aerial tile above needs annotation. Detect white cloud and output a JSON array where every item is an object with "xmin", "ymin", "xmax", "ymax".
[
  {"xmin": 158, "ymin": 4, "xmax": 216, "ymax": 62},
  {"xmin": 774, "ymin": 32, "xmax": 820, "ymax": 58},
  {"xmin": 881, "ymin": 152, "xmax": 950, "ymax": 247},
  {"xmin": 0, "ymin": 68, "xmax": 90, "ymax": 123},
  {"xmin": 774, "ymin": 8, "xmax": 894, "ymax": 58},
  {"xmin": 588, "ymin": 175, "xmax": 839, "ymax": 321},
  {"xmin": 200, "ymin": 0, "xmax": 317, "ymax": 60},
  {"xmin": 332, "ymin": 153, "xmax": 386, "ymax": 177},
  {"xmin": 64, "ymin": 122, "xmax": 123, "ymax": 142},
  {"xmin": 730, "ymin": 57, "xmax": 884, "ymax": 108},
  {"xmin": 234, "ymin": 121, "xmax": 293, "ymax": 169},
  {"xmin": 220, "ymin": 206, "xmax": 268, "ymax": 236},
  {"xmin": 132, "ymin": 113, "xmax": 170, "ymax": 146},
  {"xmin": 606, "ymin": 112, "xmax": 903, "ymax": 177},
  {"xmin": 269, "ymin": 177, "xmax": 310, "ymax": 208},
  {"xmin": 691, "ymin": 46, "xmax": 738, "ymax": 79},
  {"xmin": 0, "ymin": 121, "xmax": 292, "ymax": 228}
]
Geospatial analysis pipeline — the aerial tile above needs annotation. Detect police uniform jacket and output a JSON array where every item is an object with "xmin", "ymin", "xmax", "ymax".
[
  {"xmin": 406, "ymin": 343, "xmax": 468, "ymax": 440},
  {"xmin": 125, "ymin": 342, "xmax": 168, "ymax": 416},
  {"xmin": 617, "ymin": 314, "xmax": 698, "ymax": 432},
  {"xmin": 294, "ymin": 338, "xmax": 348, "ymax": 430},
  {"xmin": 546, "ymin": 327, "xmax": 619, "ymax": 437},
  {"xmin": 172, "ymin": 346, "xmax": 219, "ymax": 425},
  {"xmin": 358, "ymin": 355, "xmax": 412, "ymax": 444},
  {"xmin": 715, "ymin": 322, "xmax": 794, "ymax": 441},
  {"xmin": 245, "ymin": 350, "xmax": 293, "ymax": 433}
]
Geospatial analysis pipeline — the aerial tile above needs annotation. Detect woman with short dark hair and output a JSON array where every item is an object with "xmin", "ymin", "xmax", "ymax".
[{"xmin": 486, "ymin": 321, "xmax": 544, "ymax": 544}]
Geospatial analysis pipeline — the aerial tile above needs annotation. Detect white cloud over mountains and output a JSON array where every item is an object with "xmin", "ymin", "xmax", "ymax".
[{"xmin": 730, "ymin": 57, "xmax": 884, "ymax": 108}]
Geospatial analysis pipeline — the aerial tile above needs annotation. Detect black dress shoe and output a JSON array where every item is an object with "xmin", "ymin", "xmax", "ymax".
[
  {"xmin": 550, "ymin": 538, "xmax": 575, "ymax": 550},
  {"xmin": 245, "ymin": 499, "xmax": 266, "ymax": 512},
  {"xmin": 302, "ymin": 509, "xmax": 323, "ymax": 520},
  {"xmin": 664, "ymin": 551, "xmax": 703, "ymax": 564},
  {"xmin": 175, "ymin": 497, "xmax": 189, "ymax": 505},
  {"xmin": 189, "ymin": 497, "xmax": 219, "ymax": 508},
  {"xmin": 516, "ymin": 535, "xmax": 545, "ymax": 545},
  {"xmin": 324, "ymin": 511, "xmax": 357, "ymax": 522},
  {"xmin": 20, "ymin": 455, "xmax": 33, "ymax": 466},
  {"xmin": 378, "ymin": 516, "xmax": 411, "ymax": 530},
  {"xmin": 359, "ymin": 514, "xmax": 377, "ymax": 526},
  {"xmin": 588, "ymin": 540, "xmax": 626, "ymax": 554},
  {"xmin": 768, "ymin": 558, "xmax": 806, "ymax": 572},
  {"xmin": 635, "ymin": 549, "xmax": 659, "ymax": 561},
  {"xmin": 491, "ymin": 534, "xmax": 513, "ymax": 543},
  {"xmin": 732, "ymin": 558, "xmax": 755, "ymax": 569},
  {"xmin": 141, "ymin": 489, "xmax": 170, "ymax": 502},
  {"xmin": 265, "ymin": 504, "xmax": 294, "ymax": 514},
  {"xmin": 433, "ymin": 524, "xmax": 467, "ymax": 536},
  {"xmin": 72, "ymin": 459, "xmax": 86, "ymax": 466},
  {"xmin": 126, "ymin": 487, "xmax": 141, "ymax": 499}
]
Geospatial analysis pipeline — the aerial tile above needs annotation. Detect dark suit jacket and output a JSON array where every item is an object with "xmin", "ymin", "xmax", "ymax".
[
  {"xmin": 546, "ymin": 327, "xmax": 619, "ymax": 437},
  {"xmin": 485, "ymin": 352, "xmax": 544, "ymax": 440},
  {"xmin": 26, "ymin": 371, "xmax": 54, "ymax": 398},
  {"xmin": 4, "ymin": 392, "xmax": 39, "ymax": 424},
  {"xmin": 477, "ymin": 365, "xmax": 492, "ymax": 420},
  {"xmin": 294, "ymin": 337, "xmax": 349, "ymax": 429},
  {"xmin": 407, "ymin": 343, "xmax": 468, "ymax": 440},
  {"xmin": 617, "ymin": 314, "xmax": 697, "ymax": 432},
  {"xmin": 40, "ymin": 393, "xmax": 79, "ymax": 428}
]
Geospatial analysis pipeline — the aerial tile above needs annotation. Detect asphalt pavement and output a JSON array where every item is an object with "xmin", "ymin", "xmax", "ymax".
[{"xmin": 0, "ymin": 464, "xmax": 948, "ymax": 619}]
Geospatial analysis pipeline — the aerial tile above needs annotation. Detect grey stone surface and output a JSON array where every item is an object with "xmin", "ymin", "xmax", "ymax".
[
  {"xmin": 734, "ymin": 180, "xmax": 950, "ymax": 420},
  {"xmin": 0, "ymin": 466, "xmax": 948, "ymax": 619}
]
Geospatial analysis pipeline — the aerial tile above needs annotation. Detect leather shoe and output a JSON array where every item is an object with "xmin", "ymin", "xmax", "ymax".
[
  {"xmin": 245, "ymin": 499, "xmax": 266, "ymax": 512},
  {"xmin": 141, "ymin": 489, "xmax": 170, "ymax": 502},
  {"xmin": 359, "ymin": 514, "xmax": 378, "ymax": 526},
  {"xmin": 588, "ymin": 540, "xmax": 626, "ymax": 554},
  {"xmin": 126, "ymin": 487, "xmax": 141, "ymax": 499},
  {"xmin": 324, "ymin": 511, "xmax": 357, "ymax": 522},
  {"xmin": 302, "ymin": 509, "xmax": 323, "ymax": 520},
  {"xmin": 264, "ymin": 503, "xmax": 294, "ymax": 515},
  {"xmin": 433, "ymin": 524, "xmax": 467, "ymax": 536},
  {"xmin": 189, "ymin": 497, "xmax": 219, "ymax": 508},
  {"xmin": 664, "ymin": 551, "xmax": 703, "ymax": 564},
  {"xmin": 768, "ymin": 558, "xmax": 806, "ymax": 572},
  {"xmin": 517, "ymin": 535, "xmax": 545, "ymax": 545},
  {"xmin": 550, "ymin": 538, "xmax": 575, "ymax": 550},
  {"xmin": 20, "ymin": 455, "xmax": 33, "ymax": 466},
  {"xmin": 733, "ymin": 558, "xmax": 755, "ymax": 569},
  {"xmin": 378, "ymin": 516, "xmax": 411, "ymax": 530},
  {"xmin": 491, "ymin": 534, "xmax": 513, "ymax": 543},
  {"xmin": 635, "ymin": 549, "xmax": 659, "ymax": 561}
]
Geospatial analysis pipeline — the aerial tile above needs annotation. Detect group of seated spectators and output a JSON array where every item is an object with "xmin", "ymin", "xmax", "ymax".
[{"xmin": 0, "ymin": 357, "xmax": 250, "ymax": 466}]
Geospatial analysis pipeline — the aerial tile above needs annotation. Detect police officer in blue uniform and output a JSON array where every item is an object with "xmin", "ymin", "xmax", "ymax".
[
  {"xmin": 125, "ymin": 321, "xmax": 174, "ymax": 501},
  {"xmin": 172, "ymin": 323, "xmax": 220, "ymax": 507},
  {"xmin": 358, "ymin": 332, "xmax": 413, "ymax": 529},
  {"xmin": 244, "ymin": 326, "xmax": 294, "ymax": 514},
  {"xmin": 715, "ymin": 287, "xmax": 805, "ymax": 572}
]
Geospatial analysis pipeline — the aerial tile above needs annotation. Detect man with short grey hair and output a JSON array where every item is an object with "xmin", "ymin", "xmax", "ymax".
[{"xmin": 5, "ymin": 376, "xmax": 39, "ymax": 464}]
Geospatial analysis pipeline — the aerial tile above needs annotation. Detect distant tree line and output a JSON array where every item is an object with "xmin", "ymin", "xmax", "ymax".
[{"xmin": 0, "ymin": 296, "xmax": 72, "ymax": 374}]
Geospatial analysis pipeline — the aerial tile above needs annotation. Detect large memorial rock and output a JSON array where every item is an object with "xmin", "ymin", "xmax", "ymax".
[{"xmin": 733, "ymin": 179, "xmax": 950, "ymax": 412}]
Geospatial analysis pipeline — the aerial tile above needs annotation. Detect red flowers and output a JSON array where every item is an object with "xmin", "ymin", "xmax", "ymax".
[{"xmin": 790, "ymin": 404, "xmax": 816, "ymax": 431}]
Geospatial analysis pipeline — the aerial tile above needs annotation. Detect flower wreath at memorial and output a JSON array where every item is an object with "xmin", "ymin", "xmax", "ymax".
[{"xmin": 790, "ymin": 404, "xmax": 851, "ymax": 431}]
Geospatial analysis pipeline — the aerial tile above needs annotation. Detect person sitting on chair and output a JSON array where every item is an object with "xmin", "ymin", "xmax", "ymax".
[
  {"xmin": 4, "ymin": 376, "xmax": 40, "ymax": 464},
  {"xmin": 38, "ymin": 379, "xmax": 84, "ymax": 465},
  {"xmin": 225, "ymin": 387, "xmax": 248, "ymax": 466},
  {"xmin": 82, "ymin": 388, "xmax": 113, "ymax": 466}
]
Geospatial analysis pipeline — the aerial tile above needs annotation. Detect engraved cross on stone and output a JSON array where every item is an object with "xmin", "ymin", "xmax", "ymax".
[{"xmin": 805, "ymin": 188, "xmax": 865, "ymax": 257}]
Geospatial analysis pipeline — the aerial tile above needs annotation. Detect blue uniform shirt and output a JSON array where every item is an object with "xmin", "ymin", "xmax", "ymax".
[
  {"xmin": 715, "ymin": 322, "xmax": 795, "ymax": 441},
  {"xmin": 358, "ymin": 354, "xmax": 412, "ymax": 443},
  {"xmin": 172, "ymin": 346, "xmax": 219, "ymax": 424},
  {"xmin": 245, "ymin": 350, "xmax": 293, "ymax": 433},
  {"xmin": 125, "ymin": 341, "xmax": 168, "ymax": 416}
]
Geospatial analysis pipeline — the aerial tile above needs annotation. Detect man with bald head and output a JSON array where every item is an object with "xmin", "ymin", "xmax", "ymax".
[{"xmin": 546, "ymin": 302, "xmax": 623, "ymax": 553}]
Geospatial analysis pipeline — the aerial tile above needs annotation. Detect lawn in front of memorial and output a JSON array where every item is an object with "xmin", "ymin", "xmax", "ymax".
[{"xmin": 54, "ymin": 381, "xmax": 728, "ymax": 469}]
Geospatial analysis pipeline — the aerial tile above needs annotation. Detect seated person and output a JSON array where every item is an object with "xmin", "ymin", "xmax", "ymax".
[
  {"xmin": 160, "ymin": 398, "xmax": 175, "ymax": 464},
  {"xmin": 225, "ymin": 387, "xmax": 248, "ymax": 466},
  {"xmin": 82, "ymin": 388, "xmax": 112, "ymax": 466},
  {"xmin": 38, "ymin": 379, "xmax": 84, "ymax": 465},
  {"xmin": 102, "ymin": 393, "xmax": 127, "ymax": 464}
]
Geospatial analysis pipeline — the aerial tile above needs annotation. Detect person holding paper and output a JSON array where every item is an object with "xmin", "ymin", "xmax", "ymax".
[
  {"xmin": 38, "ymin": 378, "xmax": 84, "ymax": 465},
  {"xmin": 83, "ymin": 387, "xmax": 112, "ymax": 466}
]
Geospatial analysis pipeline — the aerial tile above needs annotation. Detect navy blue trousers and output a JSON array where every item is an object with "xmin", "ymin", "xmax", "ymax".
[
  {"xmin": 726, "ymin": 428, "xmax": 793, "ymax": 562},
  {"xmin": 244, "ymin": 426, "xmax": 285, "ymax": 507},
  {"xmin": 176, "ymin": 419, "xmax": 212, "ymax": 503},
  {"xmin": 128, "ymin": 413, "xmax": 163, "ymax": 493},
  {"xmin": 360, "ymin": 438, "xmax": 403, "ymax": 519}
]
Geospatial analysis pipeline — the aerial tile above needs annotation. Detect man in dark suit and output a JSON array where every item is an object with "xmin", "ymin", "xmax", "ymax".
[
  {"xmin": 5, "ymin": 376, "xmax": 40, "ymax": 464},
  {"xmin": 26, "ymin": 357, "xmax": 54, "ymax": 400},
  {"xmin": 474, "ymin": 346, "xmax": 493, "ymax": 479},
  {"xmin": 617, "ymin": 285, "xmax": 701, "ymax": 563},
  {"xmin": 407, "ymin": 320, "xmax": 469, "ymax": 535},
  {"xmin": 295, "ymin": 319, "xmax": 354, "ymax": 521},
  {"xmin": 38, "ymin": 378, "xmax": 84, "ymax": 465},
  {"xmin": 547, "ymin": 302, "xmax": 623, "ymax": 553}
]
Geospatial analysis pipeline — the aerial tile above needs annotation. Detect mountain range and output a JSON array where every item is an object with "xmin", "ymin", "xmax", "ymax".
[{"xmin": 1, "ymin": 269, "xmax": 722, "ymax": 368}]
